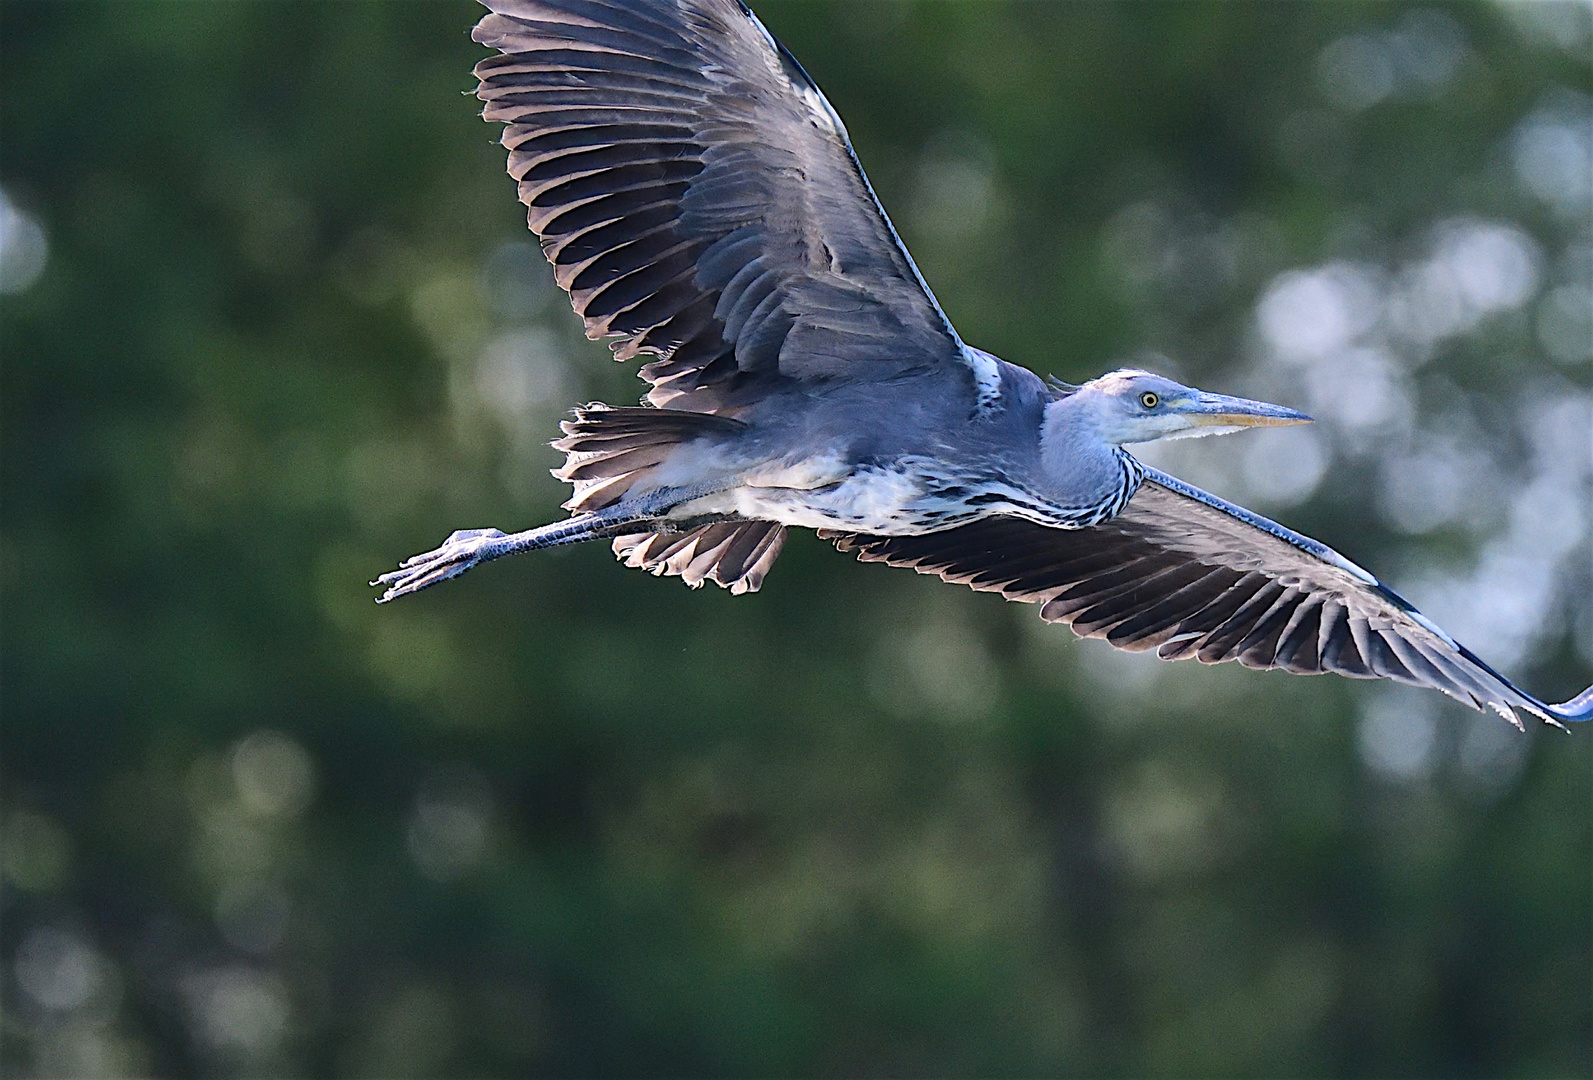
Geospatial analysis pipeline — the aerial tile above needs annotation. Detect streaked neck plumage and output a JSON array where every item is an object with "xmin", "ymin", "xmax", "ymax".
[{"xmin": 1036, "ymin": 392, "xmax": 1145, "ymax": 527}]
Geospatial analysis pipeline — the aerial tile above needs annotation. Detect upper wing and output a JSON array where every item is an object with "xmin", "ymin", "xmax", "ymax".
[
  {"xmin": 829, "ymin": 467, "xmax": 1593, "ymax": 727},
  {"xmin": 473, "ymin": 0, "xmax": 991, "ymax": 412}
]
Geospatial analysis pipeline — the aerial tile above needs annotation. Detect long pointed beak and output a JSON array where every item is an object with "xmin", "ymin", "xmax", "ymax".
[{"xmin": 1180, "ymin": 391, "xmax": 1313, "ymax": 428}]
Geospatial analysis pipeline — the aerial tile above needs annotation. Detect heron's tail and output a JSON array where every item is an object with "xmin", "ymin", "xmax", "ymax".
[{"xmin": 551, "ymin": 404, "xmax": 746, "ymax": 513}]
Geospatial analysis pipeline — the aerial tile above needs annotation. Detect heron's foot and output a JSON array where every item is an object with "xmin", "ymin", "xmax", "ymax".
[{"xmin": 371, "ymin": 528, "xmax": 508, "ymax": 603}]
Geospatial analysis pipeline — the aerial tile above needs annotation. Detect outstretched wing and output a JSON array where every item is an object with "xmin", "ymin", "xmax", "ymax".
[
  {"xmin": 829, "ymin": 467, "xmax": 1593, "ymax": 728},
  {"xmin": 473, "ymin": 0, "xmax": 990, "ymax": 412}
]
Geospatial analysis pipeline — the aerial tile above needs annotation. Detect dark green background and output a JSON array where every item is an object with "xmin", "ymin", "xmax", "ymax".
[{"xmin": 3, "ymin": 1, "xmax": 1589, "ymax": 1076}]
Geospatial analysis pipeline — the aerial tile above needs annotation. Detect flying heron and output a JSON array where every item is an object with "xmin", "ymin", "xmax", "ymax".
[{"xmin": 374, "ymin": 0, "xmax": 1592, "ymax": 729}]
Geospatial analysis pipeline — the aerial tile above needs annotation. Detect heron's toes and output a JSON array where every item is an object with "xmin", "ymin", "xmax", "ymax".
[
  {"xmin": 372, "ymin": 528, "xmax": 506, "ymax": 602},
  {"xmin": 395, "ymin": 528, "xmax": 505, "ymax": 568}
]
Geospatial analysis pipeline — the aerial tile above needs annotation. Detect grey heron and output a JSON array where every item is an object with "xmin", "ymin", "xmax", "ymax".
[{"xmin": 374, "ymin": 0, "xmax": 1592, "ymax": 729}]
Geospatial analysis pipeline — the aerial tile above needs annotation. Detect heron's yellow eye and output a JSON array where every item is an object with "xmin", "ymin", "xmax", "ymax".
[{"xmin": 1140, "ymin": 391, "xmax": 1159, "ymax": 409}]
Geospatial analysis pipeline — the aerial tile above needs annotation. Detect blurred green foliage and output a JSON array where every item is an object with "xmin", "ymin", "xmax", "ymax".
[{"xmin": 2, "ymin": 1, "xmax": 1589, "ymax": 1076}]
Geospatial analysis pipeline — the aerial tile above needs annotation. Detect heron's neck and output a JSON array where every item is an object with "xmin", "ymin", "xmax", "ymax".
[{"xmin": 1036, "ymin": 395, "xmax": 1144, "ymax": 518}]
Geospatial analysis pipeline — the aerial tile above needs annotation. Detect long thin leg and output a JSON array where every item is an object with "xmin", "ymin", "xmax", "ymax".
[{"xmin": 370, "ymin": 483, "xmax": 729, "ymax": 603}]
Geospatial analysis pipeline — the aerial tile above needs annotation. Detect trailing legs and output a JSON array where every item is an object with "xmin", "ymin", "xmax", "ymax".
[{"xmin": 371, "ymin": 483, "xmax": 729, "ymax": 603}]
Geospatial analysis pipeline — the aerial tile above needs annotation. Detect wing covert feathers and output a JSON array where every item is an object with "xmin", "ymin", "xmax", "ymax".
[{"xmin": 828, "ymin": 475, "xmax": 1589, "ymax": 728}]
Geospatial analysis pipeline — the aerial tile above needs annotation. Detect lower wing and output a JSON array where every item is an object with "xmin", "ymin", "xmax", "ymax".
[{"xmin": 827, "ymin": 467, "xmax": 1592, "ymax": 728}]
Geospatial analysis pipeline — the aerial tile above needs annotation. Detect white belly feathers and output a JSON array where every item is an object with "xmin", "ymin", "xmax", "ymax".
[{"xmin": 667, "ymin": 456, "xmax": 934, "ymax": 534}]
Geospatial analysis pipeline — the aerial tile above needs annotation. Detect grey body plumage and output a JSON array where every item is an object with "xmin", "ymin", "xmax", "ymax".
[{"xmin": 373, "ymin": 0, "xmax": 1592, "ymax": 729}]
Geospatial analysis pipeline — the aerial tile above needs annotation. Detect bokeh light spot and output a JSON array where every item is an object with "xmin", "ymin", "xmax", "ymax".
[
  {"xmin": 1358, "ymin": 689, "xmax": 1440, "ymax": 782},
  {"xmin": 1316, "ymin": 33, "xmax": 1396, "ymax": 111},
  {"xmin": 230, "ymin": 731, "xmax": 316, "ymax": 820},
  {"xmin": 1257, "ymin": 263, "xmax": 1382, "ymax": 362},
  {"xmin": 15, "ymin": 928, "xmax": 115, "ymax": 1015},
  {"xmin": 0, "ymin": 187, "xmax": 49, "ymax": 294},
  {"xmin": 182, "ymin": 967, "xmax": 290, "ymax": 1056},
  {"xmin": 407, "ymin": 767, "xmax": 494, "ymax": 882},
  {"xmin": 1242, "ymin": 423, "xmax": 1328, "ymax": 508}
]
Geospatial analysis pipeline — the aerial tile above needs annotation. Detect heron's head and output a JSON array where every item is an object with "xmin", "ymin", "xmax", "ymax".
[{"xmin": 1060, "ymin": 369, "xmax": 1311, "ymax": 446}]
